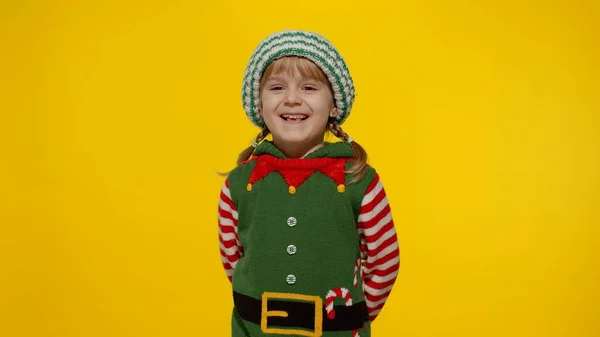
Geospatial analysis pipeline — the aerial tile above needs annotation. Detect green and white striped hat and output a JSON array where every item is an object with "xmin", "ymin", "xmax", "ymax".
[{"xmin": 242, "ymin": 30, "xmax": 356, "ymax": 128}]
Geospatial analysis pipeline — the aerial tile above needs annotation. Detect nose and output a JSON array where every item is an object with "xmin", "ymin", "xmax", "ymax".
[{"xmin": 283, "ymin": 89, "xmax": 302, "ymax": 106}]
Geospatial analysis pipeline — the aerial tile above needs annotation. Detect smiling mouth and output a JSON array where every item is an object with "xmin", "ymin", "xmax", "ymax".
[{"xmin": 280, "ymin": 114, "xmax": 309, "ymax": 122}]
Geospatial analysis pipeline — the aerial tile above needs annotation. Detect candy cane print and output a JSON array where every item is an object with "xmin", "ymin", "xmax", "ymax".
[
  {"xmin": 354, "ymin": 258, "xmax": 366, "ymax": 289},
  {"xmin": 325, "ymin": 288, "xmax": 362, "ymax": 337},
  {"xmin": 353, "ymin": 258, "xmax": 362, "ymax": 287},
  {"xmin": 325, "ymin": 287, "xmax": 352, "ymax": 319}
]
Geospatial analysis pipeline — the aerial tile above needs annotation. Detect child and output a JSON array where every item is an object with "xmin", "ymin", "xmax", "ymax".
[{"xmin": 217, "ymin": 30, "xmax": 400, "ymax": 337}]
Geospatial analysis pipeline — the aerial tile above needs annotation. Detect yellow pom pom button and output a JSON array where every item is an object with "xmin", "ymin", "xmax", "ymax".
[
  {"xmin": 288, "ymin": 186, "xmax": 296, "ymax": 194},
  {"xmin": 246, "ymin": 183, "xmax": 252, "ymax": 191},
  {"xmin": 337, "ymin": 184, "xmax": 345, "ymax": 193}
]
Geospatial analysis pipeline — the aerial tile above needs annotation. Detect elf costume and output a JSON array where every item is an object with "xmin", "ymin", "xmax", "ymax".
[{"xmin": 218, "ymin": 31, "xmax": 400, "ymax": 337}]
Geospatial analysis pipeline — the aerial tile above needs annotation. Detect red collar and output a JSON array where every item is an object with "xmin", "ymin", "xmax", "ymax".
[{"xmin": 246, "ymin": 154, "xmax": 351, "ymax": 194}]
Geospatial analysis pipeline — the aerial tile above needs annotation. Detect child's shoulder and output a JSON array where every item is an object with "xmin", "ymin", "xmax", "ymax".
[
  {"xmin": 221, "ymin": 157, "xmax": 257, "ymax": 195},
  {"xmin": 224, "ymin": 157, "xmax": 257, "ymax": 180},
  {"xmin": 345, "ymin": 161, "xmax": 378, "ymax": 183},
  {"xmin": 341, "ymin": 162, "xmax": 379, "ymax": 204},
  {"xmin": 362, "ymin": 163, "xmax": 378, "ymax": 178}
]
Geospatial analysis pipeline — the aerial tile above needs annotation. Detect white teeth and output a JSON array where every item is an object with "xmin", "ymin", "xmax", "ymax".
[{"xmin": 281, "ymin": 114, "xmax": 308, "ymax": 120}]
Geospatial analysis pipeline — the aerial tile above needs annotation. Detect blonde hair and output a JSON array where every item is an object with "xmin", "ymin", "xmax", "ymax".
[{"xmin": 220, "ymin": 56, "xmax": 368, "ymax": 183}]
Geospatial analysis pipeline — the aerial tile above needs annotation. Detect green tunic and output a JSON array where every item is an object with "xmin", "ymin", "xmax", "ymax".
[{"xmin": 226, "ymin": 140, "xmax": 377, "ymax": 337}]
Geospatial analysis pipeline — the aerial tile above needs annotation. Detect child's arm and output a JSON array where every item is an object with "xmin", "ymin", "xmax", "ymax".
[
  {"xmin": 217, "ymin": 178, "xmax": 242, "ymax": 282},
  {"xmin": 357, "ymin": 172, "xmax": 400, "ymax": 322}
]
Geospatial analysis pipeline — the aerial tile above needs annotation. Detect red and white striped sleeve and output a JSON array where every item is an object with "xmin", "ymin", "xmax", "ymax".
[
  {"xmin": 357, "ymin": 173, "xmax": 400, "ymax": 322},
  {"xmin": 218, "ymin": 178, "xmax": 242, "ymax": 282}
]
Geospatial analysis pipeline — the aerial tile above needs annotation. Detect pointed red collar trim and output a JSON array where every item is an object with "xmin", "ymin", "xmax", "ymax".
[{"xmin": 246, "ymin": 154, "xmax": 351, "ymax": 194}]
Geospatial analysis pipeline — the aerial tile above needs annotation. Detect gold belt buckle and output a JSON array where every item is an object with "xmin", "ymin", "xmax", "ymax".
[{"xmin": 261, "ymin": 292, "xmax": 323, "ymax": 337}]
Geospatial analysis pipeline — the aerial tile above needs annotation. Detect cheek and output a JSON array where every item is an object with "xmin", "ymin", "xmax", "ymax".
[
  {"xmin": 260, "ymin": 95, "xmax": 280, "ymax": 114},
  {"xmin": 309, "ymin": 96, "xmax": 334, "ymax": 117}
]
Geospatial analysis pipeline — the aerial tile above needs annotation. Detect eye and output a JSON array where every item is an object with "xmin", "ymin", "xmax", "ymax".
[{"xmin": 303, "ymin": 86, "xmax": 317, "ymax": 91}]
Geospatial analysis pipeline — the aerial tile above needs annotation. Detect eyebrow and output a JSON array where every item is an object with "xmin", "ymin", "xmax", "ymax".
[{"xmin": 265, "ymin": 76, "xmax": 286, "ymax": 82}]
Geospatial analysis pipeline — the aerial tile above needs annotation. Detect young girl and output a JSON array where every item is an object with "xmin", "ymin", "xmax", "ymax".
[{"xmin": 217, "ymin": 30, "xmax": 400, "ymax": 337}]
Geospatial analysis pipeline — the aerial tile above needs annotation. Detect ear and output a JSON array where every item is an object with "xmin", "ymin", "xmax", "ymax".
[{"xmin": 329, "ymin": 107, "xmax": 339, "ymax": 118}]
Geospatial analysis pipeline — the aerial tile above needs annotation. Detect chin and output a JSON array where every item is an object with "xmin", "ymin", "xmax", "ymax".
[
  {"xmin": 273, "ymin": 135, "xmax": 311, "ymax": 144},
  {"xmin": 266, "ymin": 121, "xmax": 326, "ymax": 146}
]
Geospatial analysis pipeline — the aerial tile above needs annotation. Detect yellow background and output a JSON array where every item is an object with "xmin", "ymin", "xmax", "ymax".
[{"xmin": 1, "ymin": 0, "xmax": 599, "ymax": 336}]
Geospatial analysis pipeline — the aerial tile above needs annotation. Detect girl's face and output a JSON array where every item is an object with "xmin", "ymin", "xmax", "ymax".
[{"xmin": 259, "ymin": 57, "xmax": 337, "ymax": 154}]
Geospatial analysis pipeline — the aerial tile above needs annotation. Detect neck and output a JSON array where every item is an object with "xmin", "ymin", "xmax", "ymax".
[{"xmin": 272, "ymin": 137, "xmax": 325, "ymax": 159}]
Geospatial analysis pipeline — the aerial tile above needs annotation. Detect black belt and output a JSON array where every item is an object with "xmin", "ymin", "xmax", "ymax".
[{"xmin": 233, "ymin": 291, "xmax": 369, "ymax": 333}]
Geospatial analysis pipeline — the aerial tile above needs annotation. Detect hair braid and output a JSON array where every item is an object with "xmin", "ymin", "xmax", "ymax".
[
  {"xmin": 217, "ymin": 127, "xmax": 270, "ymax": 177},
  {"xmin": 328, "ymin": 118, "xmax": 350, "ymax": 141},
  {"xmin": 328, "ymin": 118, "xmax": 368, "ymax": 183},
  {"xmin": 237, "ymin": 128, "xmax": 270, "ymax": 165}
]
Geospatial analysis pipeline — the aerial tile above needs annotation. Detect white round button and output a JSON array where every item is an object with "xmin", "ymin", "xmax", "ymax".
[
  {"xmin": 286, "ymin": 245, "xmax": 297, "ymax": 255},
  {"xmin": 286, "ymin": 274, "xmax": 296, "ymax": 285},
  {"xmin": 286, "ymin": 217, "xmax": 297, "ymax": 227}
]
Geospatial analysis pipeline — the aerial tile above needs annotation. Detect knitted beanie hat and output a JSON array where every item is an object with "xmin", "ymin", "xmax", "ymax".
[{"xmin": 241, "ymin": 30, "xmax": 356, "ymax": 128}]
